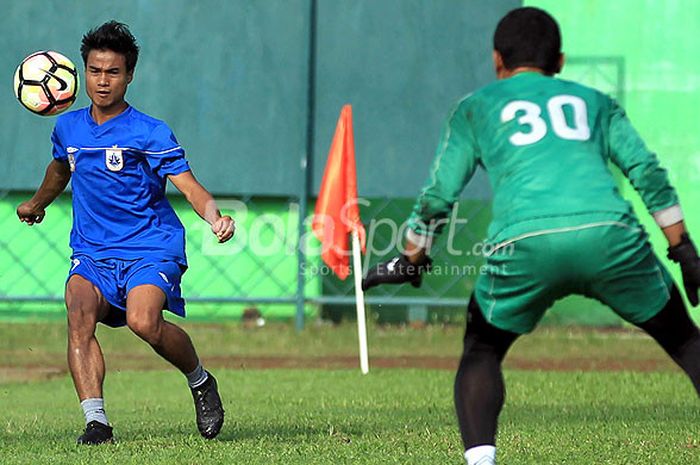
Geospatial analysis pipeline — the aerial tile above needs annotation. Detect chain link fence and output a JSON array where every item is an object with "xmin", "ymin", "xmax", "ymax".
[{"xmin": 0, "ymin": 191, "xmax": 490, "ymax": 325}]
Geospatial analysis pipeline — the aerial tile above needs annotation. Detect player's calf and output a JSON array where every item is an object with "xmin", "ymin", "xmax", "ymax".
[{"xmin": 455, "ymin": 297, "xmax": 519, "ymax": 465}]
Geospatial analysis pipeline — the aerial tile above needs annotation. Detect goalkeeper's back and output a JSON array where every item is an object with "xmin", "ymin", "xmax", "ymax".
[
  {"xmin": 408, "ymin": 71, "xmax": 679, "ymax": 246},
  {"xmin": 469, "ymin": 72, "xmax": 677, "ymax": 244}
]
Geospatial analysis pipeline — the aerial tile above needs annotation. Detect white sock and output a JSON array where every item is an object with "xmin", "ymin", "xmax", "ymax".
[
  {"xmin": 80, "ymin": 397, "xmax": 109, "ymax": 426},
  {"xmin": 185, "ymin": 363, "xmax": 209, "ymax": 389},
  {"xmin": 464, "ymin": 445, "xmax": 496, "ymax": 465}
]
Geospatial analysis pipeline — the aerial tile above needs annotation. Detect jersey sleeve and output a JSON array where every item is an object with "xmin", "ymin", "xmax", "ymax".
[
  {"xmin": 145, "ymin": 123, "xmax": 190, "ymax": 177},
  {"xmin": 51, "ymin": 121, "xmax": 67, "ymax": 162},
  {"xmin": 608, "ymin": 99, "xmax": 682, "ymax": 227},
  {"xmin": 406, "ymin": 98, "xmax": 480, "ymax": 244}
]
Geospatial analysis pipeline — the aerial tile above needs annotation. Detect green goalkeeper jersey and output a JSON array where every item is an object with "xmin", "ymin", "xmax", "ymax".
[{"xmin": 408, "ymin": 72, "xmax": 679, "ymax": 245}]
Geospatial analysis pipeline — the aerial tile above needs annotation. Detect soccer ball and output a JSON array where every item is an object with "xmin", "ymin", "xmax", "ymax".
[{"xmin": 14, "ymin": 51, "xmax": 79, "ymax": 116}]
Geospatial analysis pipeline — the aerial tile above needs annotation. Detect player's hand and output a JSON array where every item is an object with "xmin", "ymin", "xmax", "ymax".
[
  {"xmin": 16, "ymin": 201, "xmax": 45, "ymax": 226},
  {"xmin": 667, "ymin": 233, "xmax": 700, "ymax": 306},
  {"xmin": 211, "ymin": 215, "xmax": 235, "ymax": 243},
  {"xmin": 361, "ymin": 254, "xmax": 432, "ymax": 291}
]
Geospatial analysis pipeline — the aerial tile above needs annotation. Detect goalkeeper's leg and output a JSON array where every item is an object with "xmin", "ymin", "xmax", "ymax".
[
  {"xmin": 636, "ymin": 285, "xmax": 700, "ymax": 395},
  {"xmin": 454, "ymin": 296, "xmax": 519, "ymax": 465}
]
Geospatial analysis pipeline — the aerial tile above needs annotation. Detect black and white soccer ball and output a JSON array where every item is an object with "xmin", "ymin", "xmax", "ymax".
[{"xmin": 14, "ymin": 50, "xmax": 79, "ymax": 116}]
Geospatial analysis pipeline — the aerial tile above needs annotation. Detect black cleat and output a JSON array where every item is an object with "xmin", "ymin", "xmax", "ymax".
[
  {"xmin": 191, "ymin": 371, "xmax": 224, "ymax": 439},
  {"xmin": 77, "ymin": 420, "xmax": 113, "ymax": 445}
]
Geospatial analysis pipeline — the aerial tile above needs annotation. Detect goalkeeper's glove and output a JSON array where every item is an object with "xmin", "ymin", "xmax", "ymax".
[
  {"xmin": 361, "ymin": 254, "xmax": 432, "ymax": 291},
  {"xmin": 667, "ymin": 233, "xmax": 700, "ymax": 306}
]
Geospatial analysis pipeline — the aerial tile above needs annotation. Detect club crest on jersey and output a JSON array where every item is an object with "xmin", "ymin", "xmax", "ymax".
[
  {"xmin": 105, "ymin": 147, "xmax": 123, "ymax": 172},
  {"xmin": 66, "ymin": 147, "xmax": 78, "ymax": 172}
]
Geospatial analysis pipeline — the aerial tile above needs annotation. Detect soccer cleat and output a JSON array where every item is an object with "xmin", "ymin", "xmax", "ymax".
[
  {"xmin": 191, "ymin": 371, "xmax": 224, "ymax": 439},
  {"xmin": 77, "ymin": 420, "xmax": 113, "ymax": 445}
]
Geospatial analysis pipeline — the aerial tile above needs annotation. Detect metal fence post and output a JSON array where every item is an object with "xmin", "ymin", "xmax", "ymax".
[{"xmin": 296, "ymin": 0, "xmax": 318, "ymax": 331}]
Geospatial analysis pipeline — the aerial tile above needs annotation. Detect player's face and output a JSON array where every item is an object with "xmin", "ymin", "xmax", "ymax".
[{"xmin": 85, "ymin": 49, "xmax": 133, "ymax": 112}]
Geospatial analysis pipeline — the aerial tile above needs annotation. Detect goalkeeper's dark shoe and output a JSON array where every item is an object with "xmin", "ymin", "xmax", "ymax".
[
  {"xmin": 191, "ymin": 371, "xmax": 224, "ymax": 439},
  {"xmin": 77, "ymin": 421, "xmax": 113, "ymax": 445}
]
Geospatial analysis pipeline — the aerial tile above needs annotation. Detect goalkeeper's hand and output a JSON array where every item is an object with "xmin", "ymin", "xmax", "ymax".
[
  {"xmin": 667, "ymin": 233, "xmax": 700, "ymax": 306},
  {"xmin": 361, "ymin": 254, "xmax": 432, "ymax": 291}
]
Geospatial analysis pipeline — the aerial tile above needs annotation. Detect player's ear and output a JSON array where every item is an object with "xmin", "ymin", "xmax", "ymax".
[
  {"xmin": 493, "ymin": 50, "xmax": 506, "ymax": 79},
  {"xmin": 126, "ymin": 71, "xmax": 134, "ymax": 84}
]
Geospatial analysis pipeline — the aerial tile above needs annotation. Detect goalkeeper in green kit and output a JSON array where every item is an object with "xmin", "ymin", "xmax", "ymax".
[{"xmin": 362, "ymin": 7, "xmax": 700, "ymax": 465}]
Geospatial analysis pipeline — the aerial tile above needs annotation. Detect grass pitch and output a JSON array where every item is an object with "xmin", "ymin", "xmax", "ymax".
[{"xmin": 1, "ymin": 321, "xmax": 698, "ymax": 464}]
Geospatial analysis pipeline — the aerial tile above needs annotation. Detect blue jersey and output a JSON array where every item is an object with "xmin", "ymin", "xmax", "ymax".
[{"xmin": 51, "ymin": 105, "xmax": 190, "ymax": 266}]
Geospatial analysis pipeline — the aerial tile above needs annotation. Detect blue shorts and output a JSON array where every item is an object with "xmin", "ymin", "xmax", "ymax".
[{"xmin": 67, "ymin": 255, "xmax": 186, "ymax": 327}]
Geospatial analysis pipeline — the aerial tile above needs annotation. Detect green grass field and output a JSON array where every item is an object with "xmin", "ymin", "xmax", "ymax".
[{"xmin": 1, "ymin": 321, "xmax": 698, "ymax": 464}]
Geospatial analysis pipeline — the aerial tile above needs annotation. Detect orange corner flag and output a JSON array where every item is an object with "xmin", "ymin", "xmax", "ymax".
[{"xmin": 312, "ymin": 105, "xmax": 366, "ymax": 280}]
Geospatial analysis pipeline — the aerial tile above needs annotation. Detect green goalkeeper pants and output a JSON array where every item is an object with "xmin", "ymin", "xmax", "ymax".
[{"xmin": 474, "ymin": 222, "xmax": 674, "ymax": 334}]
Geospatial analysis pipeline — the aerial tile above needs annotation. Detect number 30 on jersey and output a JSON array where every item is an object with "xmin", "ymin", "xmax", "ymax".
[{"xmin": 501, "ymin": 95, "xmax": 590, "ymax": 146}]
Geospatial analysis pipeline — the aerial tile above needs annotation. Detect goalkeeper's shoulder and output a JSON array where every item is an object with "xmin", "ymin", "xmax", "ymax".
[{"xmin": 448, "ymin": 79, "xmax": 518, "ymax": 120}]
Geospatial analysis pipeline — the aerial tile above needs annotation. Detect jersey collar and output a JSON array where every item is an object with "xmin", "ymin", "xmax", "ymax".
[{"xmin": 86, "ymin": 104, "xmax": 133, "ymax": 130}]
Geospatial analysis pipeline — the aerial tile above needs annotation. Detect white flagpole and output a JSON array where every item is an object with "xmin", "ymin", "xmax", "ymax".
[{"xmin": 351, "ymin": 229, "xmax": 369, "ymax": 374}]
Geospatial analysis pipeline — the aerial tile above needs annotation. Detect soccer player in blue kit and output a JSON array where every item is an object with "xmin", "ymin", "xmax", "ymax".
[{"xmin": 16, "ymin": 21, "xmax": 234, "ymax": 444}]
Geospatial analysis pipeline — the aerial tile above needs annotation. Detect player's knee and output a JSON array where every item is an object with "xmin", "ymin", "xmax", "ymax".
[
  {"xmin": 127, "ymin": 312, "xmax": 163, "ymax": 345},
  {"xmin": 65, "ymin": 277, "xmax": 104, "ymax": 334},
  {"xmin": 462, "ymin": 296, "xmax": 519, "ymax": 362},
  {"xmin": 65, "ymin": 299, "xmax": 99, "ymax": 337}
]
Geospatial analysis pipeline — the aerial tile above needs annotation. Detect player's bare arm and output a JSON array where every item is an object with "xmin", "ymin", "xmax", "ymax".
[
  {"xmin": 169, "ymin": 170, "xmax": 235, "ymax": 243},
  {"xmin": 662, "ymin": 221, "xmax": 686, "ymax": 247},
  {"xmin": 17, "ymin": 159, "xmax": 71, "ymax": 225}
]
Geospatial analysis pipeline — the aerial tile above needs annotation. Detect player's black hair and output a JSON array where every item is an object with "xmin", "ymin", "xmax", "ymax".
[
  {"xmin": 80, "ymin": 20, "xmax": 139, "ymax": 72},
  {"xmin": 493, "ymin": 7, "xmax": 561, "ymax": 75}
]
